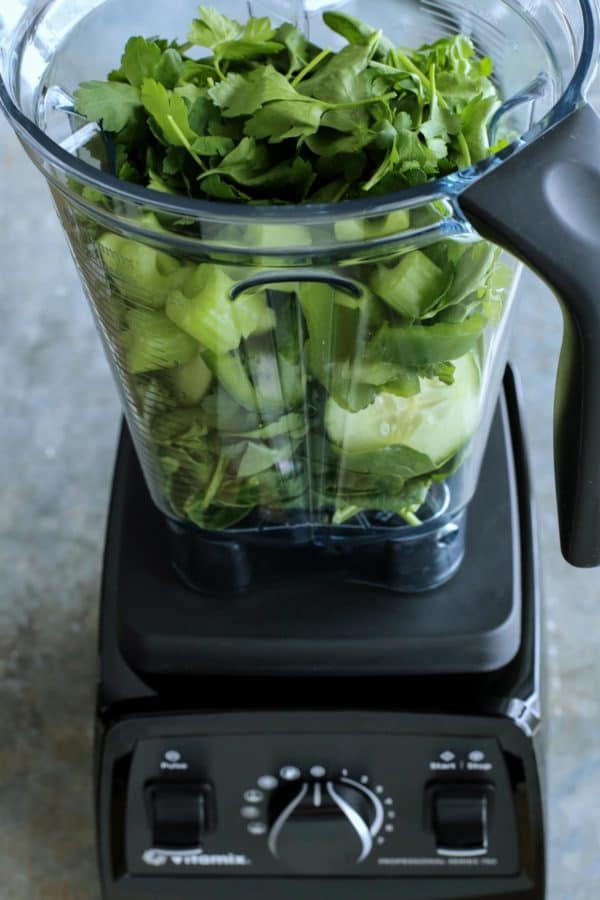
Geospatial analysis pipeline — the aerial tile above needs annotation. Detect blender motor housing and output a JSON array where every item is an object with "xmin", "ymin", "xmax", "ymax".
[{"xmin": 96, "ymin": 369, "xmax": 545, "ymax": 899}]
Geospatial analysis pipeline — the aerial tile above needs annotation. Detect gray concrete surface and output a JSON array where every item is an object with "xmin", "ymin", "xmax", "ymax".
[{"xmin": 0, "ymin": 111, "xmax": 599, "ymax": 899}]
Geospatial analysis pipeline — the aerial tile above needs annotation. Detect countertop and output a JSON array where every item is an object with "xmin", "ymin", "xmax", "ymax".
[{"xmin": 1, "ymin": 113, "xmax": 599, "ymax": 899}]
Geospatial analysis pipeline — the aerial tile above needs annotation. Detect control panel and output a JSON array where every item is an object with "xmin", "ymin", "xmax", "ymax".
[{"xmin": 118, "ymin": 732, "xmax": 522, "ymax": 877}]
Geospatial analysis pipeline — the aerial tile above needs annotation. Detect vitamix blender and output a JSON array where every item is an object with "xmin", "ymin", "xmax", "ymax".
[{"xmin": 2, "ymin": 1, "xmax": 600, "ymax": 898}]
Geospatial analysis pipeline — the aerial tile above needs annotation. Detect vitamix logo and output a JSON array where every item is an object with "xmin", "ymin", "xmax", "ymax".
[{"xmin": 143, "ymin": 848, "xmax": 252, "ymax": 868}]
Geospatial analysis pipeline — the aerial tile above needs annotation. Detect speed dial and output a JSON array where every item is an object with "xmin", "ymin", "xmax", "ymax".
[{"xmin": 266, "ymin": 775, "xmax": 385, "ymax": 872}]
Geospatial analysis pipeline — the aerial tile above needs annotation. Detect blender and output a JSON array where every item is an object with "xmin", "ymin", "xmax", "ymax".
[{"xmin": 1, "ymin": 1, "xmax": 599, "ymax": 897}]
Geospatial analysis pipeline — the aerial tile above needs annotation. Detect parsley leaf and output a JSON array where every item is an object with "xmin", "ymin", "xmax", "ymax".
[
  {"xmin": 140, "ymin": 78, "xmax": 196, "ymax": 146},
  {"xmin": 75, "ymin": 7, "xmax": 503, "ymax": 204},
  {"xmin": 241, "ymin": 16, "xmax": 277, "ymax": 43},
  {"xmin": 188, "ymin": 7, "xmax": 282, "ymax": 68},
  {"xmin": 120, "ymin": 37, "xmax": 162, "ymax": 87},
  {"xmin": 188, "ymin": 6, "xmax": 241, "ymax": 48},
  {"xmin": 74, "ymin": 81, "xmax": 141, "ymax": 132},
  {"xmin": 322, "ymin": 10, "xmax": 394, "ymax": 60},
  {"xmin": 209, "ymin": 65, "xmax": 305, "ymax": 117},
  {"xmin": 154, "ymin": 48, "xmax": 185, "ymax": 89},
  {"xmin": 245, "ymin": 100, "xmax": 325, "ymax": 142}
]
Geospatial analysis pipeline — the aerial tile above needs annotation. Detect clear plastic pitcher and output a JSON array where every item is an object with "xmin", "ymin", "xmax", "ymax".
[{"xmin": 2, "ymin": 0, "xmax": 600, "ymax": 591}]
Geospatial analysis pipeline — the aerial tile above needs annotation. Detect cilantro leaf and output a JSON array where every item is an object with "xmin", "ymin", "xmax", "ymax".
[{"xmin": 74, "ymin": 81, "xmax": 141, "ymax": 132}]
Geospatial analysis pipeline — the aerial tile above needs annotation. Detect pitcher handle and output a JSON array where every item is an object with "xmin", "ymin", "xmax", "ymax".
[{"xmin": 461, "ymin": 103, "xmax": 600, "ymax": 567}]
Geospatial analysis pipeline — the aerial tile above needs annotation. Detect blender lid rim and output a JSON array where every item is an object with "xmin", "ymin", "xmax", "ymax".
[{"xmin": 0, "ymin": 0, "xmax": 597, "ymax": 225}]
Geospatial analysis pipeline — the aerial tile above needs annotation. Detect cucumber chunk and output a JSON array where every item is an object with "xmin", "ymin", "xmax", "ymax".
[{"xmin": 325, "ymin": 352, "xmax": 480, "ymax": 463}]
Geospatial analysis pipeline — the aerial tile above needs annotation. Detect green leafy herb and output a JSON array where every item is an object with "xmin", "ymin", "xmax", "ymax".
[
  {"xmin": 74, "ymin": 7, "xmax": 502, "ymax": 203},
  {"xmin": 74, "ymin": 81, "xmax": 141, "ymax": 133}
]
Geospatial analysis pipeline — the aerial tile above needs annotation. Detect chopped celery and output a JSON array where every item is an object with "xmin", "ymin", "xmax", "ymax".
[
  {"xmin": 98, "ymin": 215, "xmax": 187, "ymax": 309},
  {"xmin": 234, "ymin": 292, "xmax": 276, "ymax": 339},
  {"xmin": 370, "ymin": 251, "xmax": 448, "ymax": 318},
  {"xmin": 245, "ymin": 338, "xmax": 305, "ymax": 419},
  {"xmin": 122, "ymin": 308, "xmax": 198, "ymax": 374},
  {"xmin": 236, "ymin": 443, "xmax": 290, "ymax": 478},
  {"xmin": 166, "ymin": 264, "xmax": 240, "ymax": 354},
  {"xmin": 299, "ymin": 282, "xmax": 383, "ymax": 410},
  {"xmin": 168, "ymin": 353, "xmax": 213, "ymax": 406},
  {"xmin": 243, "ymin": 223, "xmax": 312, "ymax": 252},
  {"xmin": 203, "ymin": 350, "xmax": 258, "ymax": 411},
  {"xmin": 334, "ymin": 209, "xmax": 411, "ymax": 242},
  {"xmin": 201, "ymin": 390, "xmax": 261, "ymax": 433},
  {"xmin": 227, "ymin": 412, "xmax": 306, "ymax": 441}
]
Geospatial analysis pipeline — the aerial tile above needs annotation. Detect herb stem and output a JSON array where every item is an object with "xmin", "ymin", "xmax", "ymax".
[
  {"xmin": 214, "ymin": 56, "xmax": 226, "ymax": 81},
  {"xmin": 292, "ymin": 47, "xmax": 333, "ymax": 87},
  {"xmin": 333, "ymin": 505, "xmax": 361, "ymax": 525},
  {"xmin": 202, "ymin": 454, "xmax": 227, "ymax": 510},
  {"xmin": 395, "ymin": 50, "xmax": 432, "ymax": 91},
  {"xmin": 167, "ymin": 116, "xmax": 207, "ymax": 170},
  {"xmin": 457, "ymin": 131, "xmax": 472, "ymax": 167},
  {"xmin": 328, "ymin": 91, "xmax": 396, "ymax": 112},
  {"xmin": 362, "ymin": 143, "xmax": 395, "ymax": 192},
  {"xmin": 401, "ymin": 510, "xmax": 423, "ymax": 527},
  {"xmin": 428, "ymin": 63, "xmax": 450, "ymax": 111}
]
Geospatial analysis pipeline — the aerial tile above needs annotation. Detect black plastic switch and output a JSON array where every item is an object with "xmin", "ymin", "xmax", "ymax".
[
  {"xmin": 147, "ymin": 784, "xmax": 209, "ymax": 849},
  {"xmin": 433, "ymin": 786, "xmax": 491, "ymax": 856}
]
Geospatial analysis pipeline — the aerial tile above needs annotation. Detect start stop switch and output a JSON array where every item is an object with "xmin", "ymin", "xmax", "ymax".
[{"xmin": 431, "ymin": 785, "xmax": 494, "ymax": 857}]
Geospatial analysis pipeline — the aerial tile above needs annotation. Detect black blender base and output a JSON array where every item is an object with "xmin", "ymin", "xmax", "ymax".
[
  {"xmin": 96, "ymin": 368, "xmax": 545, "ymax": 900},
  {"xmin": 105, "ymin": 389, "xmax": 521, "ymax": 681}
]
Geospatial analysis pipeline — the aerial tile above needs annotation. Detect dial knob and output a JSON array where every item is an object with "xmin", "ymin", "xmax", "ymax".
[{"xmin": 267, "ymin": 777, "xmax": 384, "ymax": 872}]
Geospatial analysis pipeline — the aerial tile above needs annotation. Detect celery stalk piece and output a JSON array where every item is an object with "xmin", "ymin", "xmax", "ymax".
[
  {"xmin": 168, "ymin": 353, "xmax": 213, "ymax": 406},
  {"xmin": 240, "ymin": 224, "xmax": 313, "ymax": 284},
  {"xmin": 98, "ymin": 215, "xmax": 187, "ymax": 309},
  {"xmin": 243, "ymin": 223, "xmax": 312, "ymax": 254},
  {"xmin": 334, "ymin": 209, "xmax": 411, "ymax": 242},
  {"xmin": 203, "ymin": 350, "xmax": 258, "ymax": 411},
  {"xmin": 233, "ymin": 292, "xmax": 276, "ymax": 339},
  {"xmin": 122, "ymin": 308, "xmax": 198, "ymax": 374},
  {"xmin": 166, "ymin": 264, "xmax": 241, "ymax": 354},
  {"xmin": 370, "ymin": 250, "xmax": 448, "ymax": 318}
]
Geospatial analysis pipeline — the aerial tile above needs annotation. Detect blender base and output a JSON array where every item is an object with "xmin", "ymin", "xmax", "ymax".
[
  {"xmin": 105, "ymin": 390, "xmax": 521, "ymax": 681},
  {"xmin": 96, "ymin": 367, "xmax": 545, "ymax": 899}
]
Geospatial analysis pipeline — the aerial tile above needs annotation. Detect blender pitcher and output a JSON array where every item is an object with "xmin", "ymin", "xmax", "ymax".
[{"xmin": 2, "ymin": 0, "xmax": 600, "ymax": 593}]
